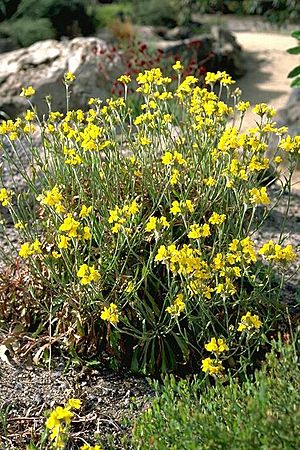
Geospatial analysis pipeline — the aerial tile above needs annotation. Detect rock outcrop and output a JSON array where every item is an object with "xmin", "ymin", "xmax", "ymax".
[{"xmin": 0, "ymin": 37, "xmax": 123, "ymax": 118}]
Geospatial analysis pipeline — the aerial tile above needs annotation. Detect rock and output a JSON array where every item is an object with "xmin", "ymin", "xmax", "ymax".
[
  {"xmin": 133, "ymin": 24, "xmax": 245, "ymax": 78},
  {"xmin": 152, "ymin": 30, "xmax": 245, "ymax": 77},
  {"xmin": 276, "ymin": 87, "xmax": 300, "ymax": 136},
  {"xmin": 164, "ymin": 26, "xmax": 192, "ymax": 40},
  {"xmin": 0, "ymin": 37, "xmax": 124, "ymax": 118},
  {"xmin": 210, "ymin": 26, "xmax": 245, "ymax": 78}
]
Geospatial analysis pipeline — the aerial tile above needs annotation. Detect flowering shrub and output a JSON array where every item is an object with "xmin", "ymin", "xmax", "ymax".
[{"xmin": 0, "ymin": 67, "xmax": 299, "ymax": 375}]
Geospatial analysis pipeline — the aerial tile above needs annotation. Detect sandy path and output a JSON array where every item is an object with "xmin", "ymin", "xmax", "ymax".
[{"xmin": 233, "ymin": 31, "xmax": 298, "ymax": 128}]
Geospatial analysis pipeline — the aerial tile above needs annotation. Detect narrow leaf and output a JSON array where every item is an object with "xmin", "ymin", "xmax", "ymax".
[
  {"xmin": 291, "ymin": 30, "xmax": 300, "ymax": 39},
  {"xmin": 291, "ymin": 76, "xmax": 300, "ymax": 87},
  {"xmin": 287, "ymin": 46, "xmax": 300, "ymax": 54},
  {"xmin": 288, "ymin": 65, "xmax": 300, "ymax": 78}
]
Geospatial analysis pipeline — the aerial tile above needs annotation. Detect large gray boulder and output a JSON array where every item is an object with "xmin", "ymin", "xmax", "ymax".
[{"xmin": 0, "ymin": 37, "xmax": 123, "ymax": 118}]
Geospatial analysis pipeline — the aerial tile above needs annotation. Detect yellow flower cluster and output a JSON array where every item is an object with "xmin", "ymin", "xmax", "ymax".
[
  {"xmin": 205, "ymin": 337, "xmax": 229, "ymax": 355},
  {"xmin": 80, "ymin": 445, "xmax": 102, "ymax": 450},
  {"xmin": 249, "ymin": 187, "xmax": 270, "ymax": 206},
  {"xmin": 170, "ymin": 200, "xmax": 194, "ymax": 215},
  {"xmin": 20, "ymin": 85, "xmax": 35, "ymax": 97},
  {"xmin": 46, "ymin": 398, "xmax": 81, "ymax": 448},
  {"xmin": 19, "ymin": 240, "xmax": 42, "ymax": 259},
  {"xmin": 205, "ymin": 71, "xmax": 235, "ymax": 86},
  {"xmin": 165, "ymin": 293, "xmax": 185, "ymax": 317},
  {"xmin": 101, "ymin": 302, "xmax": 119, "ymax": 325},
  {"xmin": 108, "ymin": 200, "xmax": 139, "ymax": 234},
  {"xmin": 64, "ymin": 71, "xmax": 76, "ymax": 83},
  {"xmin": 201, "ymin": 357, "xmax": 224, "ymax": 376},
  {"xmin": 136, "ymin": 67, "xmax": 171, "ymax": 95},
  {"xmin": 237, "ymin": 312, "xmax": 262, "ymax": 332},
  {"xmin": 145, "ymin": 216, "xmax": 170, "ymax": 232},
  {"xmin": 252, "ymin": 103, "xmax": 276, "ymax": 118},
  {"xmin": 202, "ymin": 337, "xmax": 229, "ymax": 376},
  {"xmin": 279, "ymin": 135, "xmax": 300, "ymax": 154},
  {"xmin": 259, "ymin": 240, "xmax": 296, "ymax": 264},
  {"xmin": 58, "ymin": 213, "xmax": 92, "ymax": 246},
  {"xmin": 188, "ymin": 223, "xmax": 211, "ymax": 239},
  {"xmin": 37, "ymin": 185, "xmax": 65, "ymax": 213},
  {"xmin": 0, "ymin": 187, "xmax": 12, "ymax": 206},
  {"xmin": 77, "ymin": 264, "xmax": 100, "ymax": 285},
  {"xmin": 161, "ymin": 150, "xmax": 187, "ymax": 166},
  {"xmin": 0, "ymin": 118, "xmax": 22, "ymax": 140}
]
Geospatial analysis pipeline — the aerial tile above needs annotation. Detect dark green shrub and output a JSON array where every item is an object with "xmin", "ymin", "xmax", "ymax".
[
  {"xmin": 131, "ymin": 0, "xmax": 183, "ymax": 27},
  {"xmin": 197, "ymin": 0, "xmax": 300, "ymax": 25},
  {"xmin": 89, "ymin": 2, "xmax": 133, "ymax": 29},
  {"xmin": 0, "ymin": 17, "xmax": 55, "ymax": 47},
  {"xmin": 12, "ymin": 0, "xmax": 95, "ymax": 37},
  {"xmin": 0, "ymin": 0, "xmax": 21, "ymax": 20}
]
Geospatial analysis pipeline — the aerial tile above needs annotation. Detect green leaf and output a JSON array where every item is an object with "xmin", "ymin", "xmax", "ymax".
[
  {"xmin": 291, "ymin": 30, "xmax": 300, "ymax": 40},
  {"xmin": 291, "ymin": 76, "xmax": 300, "ymax": 87},
  {"xmin": 287, "ymin": 46, "xmax": 300, "ymax": 54},
  {"xmin": 288, "ymin": 65, "xmax": 300, "ymax": 78}
]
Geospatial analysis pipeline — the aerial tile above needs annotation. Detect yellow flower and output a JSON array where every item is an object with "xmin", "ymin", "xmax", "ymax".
[
  {"xmin": 0, "ymin": 187, "xmax": 12, "ymax": 206},
  {"xmin": 14, "ymin": 221, "xmax": 25, "ymax": 230},
  {"xmin": 82, "ymin": 226, "xmax": 92, "ymax": 240},
  {"xmin": 172, "ymin": 60, "xmax": 183, "ymax": 71},
  {"xmin": 252, "ymin": 103, "xmax": 276, "ymax": 117},
  {"xmin": 170, "ymin": 201, "xmax": 181, "ymax": 215},
  {"xmin": 52, "ymin": 251, "xmax": 62, "ymax": 259},
  {"xmin": 203, "ymin": 177, "xmax": 217, "ymax": 186},
  {"xmin": 188, "ymin": 224, "xmax": 201, "ymax": 239},
  {"xmin": 64, "ymin": 71, "xmax": 76, "ymax": 83},
  {"xmin": 185, "ymin": 200, "xmax": 194, "ymax": 213},
  {"xmin": 58, "ymin": 235, "xmax": 70, "ymax": 249},
  {"xmin": 67, "ymin": 398, "xmax": 81, "ymax": 409},
  {"xmin": 81, "ymin": 445, "xmax": 102, "ymax": 450},
  {"xmin": 112, "ymin": 222, "xmax": 122, "ymax": 233},
  {"xmin": 77, "ymin": 264, "xmax": 100, "ymax": 285},
  {"xmin": 162, "ymin": 151, "xmax": 173, "ymax": 165},
  {"xmin": 19, "ymin": 240, "xmax": 42, "ymax": 258},
  {"xmin": 59, "ymin": 214, "xmax": 80, "ymax": 238},
  {"xmin": 19, "ymin": 242, "xmax": 32, "ymax": 259},
  {"xmin": 101, "ymin": 303, "xmax": 119, "ymax": 325},
  {"xmin": 38, "ymin": 185, "xmax": 63, "ymax": 208},
  {"xmin": 209, "ymin": 212, "xmax": 226, "ymax": 225},
  {"xmin": 127, "ymin": 200, "xmax": 139, "ymax": 215},
  {"xmin": 201, "ymin": 357, "xmax": 224, "ymax": 376},
  {"xmin": 205, "ymin": 338, "xmax": 229, "ymax": 355},
  {"xmin": 31, "ymin": 239, "xmax": 42, "ymax": 254},
  {"xmin": 145, "ymin": 216, "xmax": 157, "ymax": 232},
  {"xmin": 145, "ymin": 216, "xmax": 169, "ymax": 232},
  {"xmin": 170, "ymin": 168, "xmax": 180, "ymax": 185},
  {"xmin": 238, "ymin": 312, "xmax": 262, "ymax": 332},
  {"xmin": 24, "ymin": 110, "xmax": 35, "ymax": 121},
  {"xmin": 258, "ymin": 240, "xmax": 296, "ymax": 264},
  {"xmin": 20, "ymin": 86, "xmax": 35, "ymax": 97},
  {"xmin": 249, "ymin": 187, "xmax": 270, "ymax": 206},
  {"xmin": 155, "ymin": 245, "xmax": 168, "ymax": 262},
  {"xmin": 165, "ymin": 293, "xmax": 185, "ymax": 317},
  {"xmin": 79, "ymin": 205, "xmax": 92, "ymax": 219},
  {"xmin": 236, "ymin": 101, "xmax": 250, "ymax": 112},
  {"xmin": 118, "ymin": 74, "xmax": 131, "ymax": 84}
]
